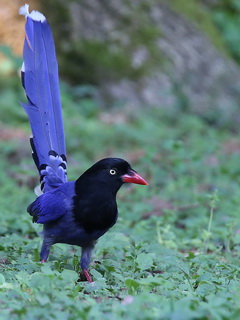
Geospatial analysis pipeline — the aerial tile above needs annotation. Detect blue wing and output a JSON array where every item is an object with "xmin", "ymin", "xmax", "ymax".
[
  {"xmin": 20, "ymin": 5, "xmax": 67, "ymax": 193},
  {"xmin": 27, "ymin": 181, "xmax": 75, "ymax": 224},
  {"xmin": 27, "ymin": 191, "xmax": 66, "ymax": 224}
]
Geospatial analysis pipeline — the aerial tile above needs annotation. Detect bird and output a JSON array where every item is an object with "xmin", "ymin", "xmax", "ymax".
[{"xmin": 19, "ymin": 4, "xmax": 148, "ymax": 282}]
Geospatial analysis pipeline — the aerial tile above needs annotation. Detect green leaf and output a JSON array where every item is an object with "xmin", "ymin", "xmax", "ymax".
[
  {"xmin": 136, "ymin": 253, "xmax": 153, "ymax": 271},
  {"xmin": 125, "ymin": 279, "xmax": 140, "ymax": 294},
  {"xmin": 0, "ymin": 274, "xmax": 5, "ymax": 285}
]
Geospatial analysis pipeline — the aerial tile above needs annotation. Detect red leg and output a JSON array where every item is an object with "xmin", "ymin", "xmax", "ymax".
[
  {"xmin": 83, "ymin": 269, "xmax": 93, "ymax": 282},
  {"xmin": 41, "ymin": 259, "xmax": 47, "ymax": 263}
]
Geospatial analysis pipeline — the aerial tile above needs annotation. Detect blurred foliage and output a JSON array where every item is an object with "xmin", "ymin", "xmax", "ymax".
[
  {"xmin": 0, "ymin": 46, "xmax": 22, "ymax": 74},
  {"xmin": 167, "ymin": 0, "xmax": 228, "ymax": 53},
  {"xmin": 40, "ymin": 0, "xmax": 163, "ymax": 85},
  {"xmin": 209, "ymin": 0, "xmax": 240, "ymax": 63},
  {"xmin": 1, "ymin": 67, "xmax": 240, "ymax": 318},
  {"xmin": 38, "ymin": 0, "xmax": 233, "ymax": 86}
]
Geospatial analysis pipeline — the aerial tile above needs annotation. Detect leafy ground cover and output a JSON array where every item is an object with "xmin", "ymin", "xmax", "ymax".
[{"xmin": 1, "ymin": 77, "xmax": 240, "ymax": 319}]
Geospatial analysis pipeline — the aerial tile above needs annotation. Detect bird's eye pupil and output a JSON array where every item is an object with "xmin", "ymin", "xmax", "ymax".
[{"xmin": 110, "ymin": 169, "xmax": 116, "ymax": 175}]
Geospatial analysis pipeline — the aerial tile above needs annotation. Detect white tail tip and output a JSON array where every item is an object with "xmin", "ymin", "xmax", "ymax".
[
  {"xmin": 21, "ymin": 62, "xmax": 25, "ymax": 72},
  {"xmin": 19, "ymin": 4, "xmax": 29, "ymax": 16},
  {"xmin": 19, "ymin": 4, "xmax": 46, "ymax": 22},
  {"xmin": 34, "ymin": 185, "xmax": 43, "ymax": 196}
]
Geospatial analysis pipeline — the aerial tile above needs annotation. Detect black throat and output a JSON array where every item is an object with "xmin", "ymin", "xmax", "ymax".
[{"xmin": 72, "ymin": 178, "xmax": 119, "ymax": 233}]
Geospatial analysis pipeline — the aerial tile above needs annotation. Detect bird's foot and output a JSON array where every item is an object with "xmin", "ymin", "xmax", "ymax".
[
  {"xmin": 83, "ymin": 269, "xmax": 93, "ymax": 282},
  {"xmin": 40, "ymin": 259, "xmax": 47, "ymax": 263}
]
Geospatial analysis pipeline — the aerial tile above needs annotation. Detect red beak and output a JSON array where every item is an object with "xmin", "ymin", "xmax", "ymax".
[{"xmin": 122, "ymin": 171, "xmax": 148, "ymax": 185}]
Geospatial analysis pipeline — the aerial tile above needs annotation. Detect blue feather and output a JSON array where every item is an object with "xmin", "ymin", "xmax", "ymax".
[
  {"xmin": 20, "ymin": 6, "xmax": 67, "ymax": 192},
  {"xmin": 27, "ymin": 181, "xmax": 75, "ymax": 224}
]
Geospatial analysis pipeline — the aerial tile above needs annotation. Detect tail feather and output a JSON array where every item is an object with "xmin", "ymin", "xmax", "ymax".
[{"xmin": 20, "ymin": 5, "xmax": 67, "ymax": 192}]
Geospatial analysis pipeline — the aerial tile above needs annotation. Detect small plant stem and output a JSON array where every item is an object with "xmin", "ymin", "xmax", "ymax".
[
  {"xmin": 186, "ymin": 275, "xmax": 194, "ymax": 292},
  {"xmin": 156, "ymin": 222, "xmax": 163, "ymax": 245},
  {"xmin": 204, "ymin": 190, "xmax": 219, "ymax": 252},
  {"xmin": 208, "ymin": 206, "xmax": 214, "ymax": 234}
]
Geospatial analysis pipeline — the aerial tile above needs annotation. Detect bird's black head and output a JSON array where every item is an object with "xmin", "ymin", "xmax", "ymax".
[{"xmin": 76, "ymin": 157, "xmax": 148, "ymax": 195}]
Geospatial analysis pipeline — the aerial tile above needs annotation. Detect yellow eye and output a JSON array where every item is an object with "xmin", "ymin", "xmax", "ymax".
[{"xmin": 110, "ymin": 169, "xmax": 117, "ymax": 175}]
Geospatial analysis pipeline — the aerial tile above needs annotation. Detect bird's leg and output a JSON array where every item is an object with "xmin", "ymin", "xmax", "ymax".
[
  {"xmin": 80, "ymin": 245, "xmax": 94, "ymax": 282},
  {"xmin": 40, "ymin": 238, "xmax": 53, "ymax": 263},
  {"xmin": 83, "ymin": 269, "xmax": 93, "ymax": 282}
]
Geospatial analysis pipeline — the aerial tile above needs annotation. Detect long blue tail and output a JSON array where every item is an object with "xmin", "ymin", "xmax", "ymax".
[{"xmin": 19, "ymin": 4, "xmax": 67, "ymax": 193}]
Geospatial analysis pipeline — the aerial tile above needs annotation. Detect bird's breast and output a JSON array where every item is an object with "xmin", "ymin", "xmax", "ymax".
[{"xmin": 72, "ymin": 195, "xmax": 118, "ymax": 233}]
